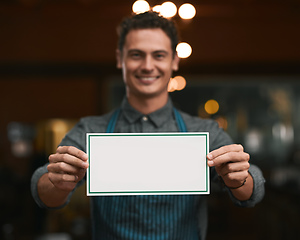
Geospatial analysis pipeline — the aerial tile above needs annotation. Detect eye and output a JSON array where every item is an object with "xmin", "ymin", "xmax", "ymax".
[
  {"xmin": 129, "ymin": 51, "xmax": 143, "ymax": 59},
  {"xmin": 154, "ymin": 52, "xmax": 167, "ymax": 60}
]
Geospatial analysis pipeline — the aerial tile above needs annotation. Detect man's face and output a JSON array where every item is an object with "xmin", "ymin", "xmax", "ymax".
[{"xmin": 117, "ymin": 28, "xmax": 179, "ymax": 100}]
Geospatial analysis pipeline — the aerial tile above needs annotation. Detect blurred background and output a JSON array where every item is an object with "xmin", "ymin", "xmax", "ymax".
[{"xmin": 0, "ymin": 0, "xmax": 300, "ymax": 239}]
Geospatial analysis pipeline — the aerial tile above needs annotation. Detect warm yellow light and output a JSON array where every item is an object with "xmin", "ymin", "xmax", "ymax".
[
  {"xmin": 215, "ymin": 116, "xmax": 228, "ymax": 130},
  {"xmin": 176, "ymin": 42, "xmax": 192, "ymax": 58},
  {"xmin": 204, "ymin": 99, "xmax": 219, "ymax": 115},
  {"xmin": 173, "ymin": 76, "xmax": 186, "ymax": 90},
  {"xmin": 178, "ymin": 3, "xmax": 196, "ymax": 20},
  {"xmin": 160, "ymin": 1, "xmax": 177, "ymax": 18},
  {"xmin": 168, "ymin": 78, "xmax": 177, "ymax": 92},
  {"xmin": 152, "ymin": 5, "xmax": 161, "ymax": 13},
  {"xmin": 168, "ymin": 76, "xmax": 186, "ymax": 92},
  {"xmin": 132, "ymin": 0, "xmax": 150, "ymax": 14}
]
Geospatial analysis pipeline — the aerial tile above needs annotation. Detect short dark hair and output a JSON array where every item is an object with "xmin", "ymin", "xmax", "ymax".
[{"xmin": 117, "ymin": 11, "xmax": 179, "ymax": 55}]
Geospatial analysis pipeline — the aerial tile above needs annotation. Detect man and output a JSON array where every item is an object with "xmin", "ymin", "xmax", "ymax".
[{"xmin": 31, "ymin": 11, "xmax": 265, "ymax": 239}]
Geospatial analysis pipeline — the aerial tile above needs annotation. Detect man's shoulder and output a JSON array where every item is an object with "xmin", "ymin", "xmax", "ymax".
[
  {"xmin": 178, "ymin": 110, "xmax": 219, "ymax": 132},
  {"xmin": 77, "ymin": 111, "xmax": 116, "ymax": 131},
  {"xmin": 177, "ymin": 110, "xmax": 233, "ymax": 149},
  {"xmin": 80, "ymin": 113, "xmax": 110, "ymax": 124},
  {"xmin": 81, "ymin": 109, "xmax": 118, "ymax": 122}
]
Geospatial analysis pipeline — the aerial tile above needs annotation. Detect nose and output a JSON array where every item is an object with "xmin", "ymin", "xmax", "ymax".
[{"xmin": 141, "ymin": 55, "xmax": 154, "ymax": 72}]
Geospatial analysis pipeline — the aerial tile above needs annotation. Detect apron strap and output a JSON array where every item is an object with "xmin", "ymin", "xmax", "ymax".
[
  {"xmin": 173, "ymin": 107, "xmax": 187, "ymax": 132},
  {"xmin": 106, "ymin": 108, "xmax": 121, "ymax": 133}
]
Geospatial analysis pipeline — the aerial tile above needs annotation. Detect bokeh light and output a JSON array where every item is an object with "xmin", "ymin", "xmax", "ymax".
[
  {"xmin": 132, "ymin": 0, "xmax": 150, "ymax": 14},
  {"xmin": 215, "ymin": 116, "xmax": 228, "ymax": 130},
  {"xmin": 204, "ymin": 99, "xmax": 219, "ymax": 115},
  {"xmin": 176, "ymin": 42, "xmax": 192, "ymax": 58},
  {"xmin": 168, "ymin": 76, "xmax": 186, "ymax": 92},
  {"xmin": 168, "ymin": 78, "xmax": 178, "ymax": 92},
  {"xmin": 178, "ymin": 3, "xmax": 196, "ymax": 20},
  {"xmin": 152, "ymin": 5, "xmax": 162, "ymax": 13},
  {"xmin": 173, "ymin": 76, "xmax": 186, "ymax": 90},
  {"xmin": 160, "ymin": 1, "xmax": 177, "ymax": 18}
]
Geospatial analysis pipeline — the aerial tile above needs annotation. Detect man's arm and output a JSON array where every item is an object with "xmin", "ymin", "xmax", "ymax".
[
  {"xmin": 207, "ymin": 144, "xmax": 253, "ymax": 201},
  {"xmin": 37, "ymin": 173, "xmax": 73, "ymax": 208},
  {"xmin": 36, "ymin": 146, "xmax": 89, "ymax": 208}
]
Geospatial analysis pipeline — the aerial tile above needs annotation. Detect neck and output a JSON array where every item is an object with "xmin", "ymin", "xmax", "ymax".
[{"xmin": 127, "ymin": 93, "xmax": 169, "ymax": 115}]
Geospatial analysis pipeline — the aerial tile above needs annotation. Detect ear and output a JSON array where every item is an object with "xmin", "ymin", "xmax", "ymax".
[
  {"xmin": 172, "ymin": 53, "xmax": 180, "ymax": 71},
  {"xmin": 116, "ymin": 49, "xmax": 122, "ymax": 69}
]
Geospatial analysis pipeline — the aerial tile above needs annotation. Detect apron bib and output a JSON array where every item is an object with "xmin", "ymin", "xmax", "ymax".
[{"xmin": 91, "ymin": 108, "xmax": 200, "ymax": 240}]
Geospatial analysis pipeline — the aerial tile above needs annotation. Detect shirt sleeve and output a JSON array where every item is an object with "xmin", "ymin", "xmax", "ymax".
[
  {"xmin": 30, "ymin": 164, "xmax": 74, "ymax": 209},
  {"xmin": 31, "ymin": 165, "xmax": 86, "ymax": 210},
  {"xmin": 30, "ymin": 164, "xmax": 49, "ymax": 208},
  {"xmin": 30, "ymin": 118, "xmax": 90, "ymax": 209},
  {"xmin": 192, "ymin": 116, "xmax": 265, "ymax": 207},
  {"xmin": 225, "ymin": 164, "xmax": 265, "ymax": 207}
]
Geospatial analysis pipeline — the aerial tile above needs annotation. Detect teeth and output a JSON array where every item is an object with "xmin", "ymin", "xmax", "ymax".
[{"xmin": 139, "ymin": 77, "xmax": 158, "ymax": 81}]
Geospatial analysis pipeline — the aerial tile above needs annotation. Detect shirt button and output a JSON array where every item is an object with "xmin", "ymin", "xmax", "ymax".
[{"xmin": 142, "ymin": 116, "xmax": 148, "ymax": 121}]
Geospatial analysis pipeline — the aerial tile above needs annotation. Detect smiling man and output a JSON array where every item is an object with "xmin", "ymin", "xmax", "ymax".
[
  {"xmin": 117, "ymin": 27, "xmax": 179, "ymax": 114},
  {"xmin": 31, "ymin": 11, "xmax": 265, "ymax": 240}
]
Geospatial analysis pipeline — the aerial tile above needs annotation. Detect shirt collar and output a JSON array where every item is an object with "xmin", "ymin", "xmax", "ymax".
[{"xmin": 120, "ymin": 97, "xmax": 174, "ymax": 128}]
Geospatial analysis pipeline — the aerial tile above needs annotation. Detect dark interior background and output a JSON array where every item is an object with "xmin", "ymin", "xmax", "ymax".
[{"xmin": 1, "ymin": 1, "xmax": 300, "ymax": 239}]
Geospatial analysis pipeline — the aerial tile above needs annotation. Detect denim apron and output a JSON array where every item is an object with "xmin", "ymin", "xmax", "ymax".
[{"xmin": 91, "ymin": 108, "xmax": 200, "ymax": 240}]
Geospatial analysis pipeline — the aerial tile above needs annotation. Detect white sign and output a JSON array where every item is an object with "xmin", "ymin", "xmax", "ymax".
[{"xmin": 86, "ymin": 132, "xmax": 209, "ymax": 196}]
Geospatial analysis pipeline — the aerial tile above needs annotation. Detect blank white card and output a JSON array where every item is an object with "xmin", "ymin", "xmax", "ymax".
[{"xmin": 86, "ymin": 132, "xmax": 209, "ymax": 196}]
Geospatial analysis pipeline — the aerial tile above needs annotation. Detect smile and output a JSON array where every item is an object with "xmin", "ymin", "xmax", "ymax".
[{"xmin": 136, "ymin": 76, "xmax": 160, "ymax": 82}]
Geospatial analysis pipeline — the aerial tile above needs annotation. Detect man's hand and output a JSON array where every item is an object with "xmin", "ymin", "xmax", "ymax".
[
  {"xmin": 47, "ymin": 146, "xmax": 89, "ymax": 192},
  {"xmin": 207, "ymin": 144, "xmax": 253, "ymax": 200}
]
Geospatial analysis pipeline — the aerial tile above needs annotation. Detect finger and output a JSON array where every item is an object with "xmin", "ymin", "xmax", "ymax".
[
  {"xmin": 207, "ymin": 144, "xmax": 244, "ymax": 160},
  {"xmin": 47, "ymin": 161, "xmax": 81, "ymax": 175},
  {"xmin": 208, "ymin": 151, "xmax": 249, "ymax": 167},
  {"xmin": 56, "ymin": 146, "xmax": 88, "ymax": 161},
  {"xmin": 48, "ymin": 172, "xmax": 78, "ymax": 192},
  {"xmin": 48, "ymin": 171, "xmax": 78, "ymax": 183},
  {"xmin": 49, "ymin": 152, "xmax": 89, "ymax": 169},
  {"xmin": 47, "ymin": 165, "xmax": 87, "ymax": 186},
  {"xmin": 216, "ymin": 161, "xmax": 250, "ymax": 177},
  {"xmin": 222, "ymin": 170, "xmax": 249, "ymax": 183}
]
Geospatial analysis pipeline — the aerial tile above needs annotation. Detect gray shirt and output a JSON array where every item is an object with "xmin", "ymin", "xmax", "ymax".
[{"xmin": 31, "ymin": 97, "xmax": 265, "ymax": 239}]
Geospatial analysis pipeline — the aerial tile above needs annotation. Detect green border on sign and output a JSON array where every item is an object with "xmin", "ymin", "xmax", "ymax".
[{"xmin": 87, "ymin": 133, "xmax": 209, "ymax": 195}]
